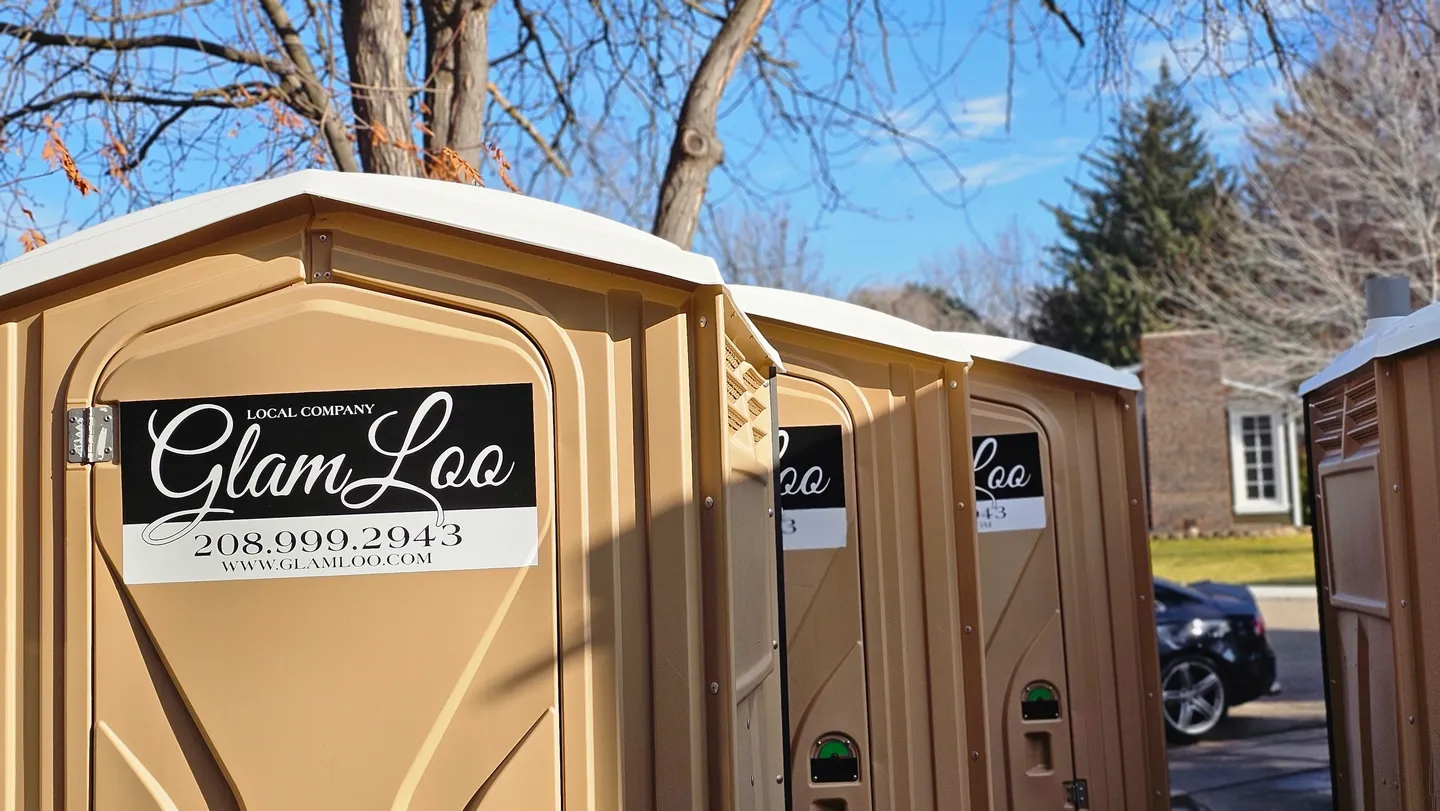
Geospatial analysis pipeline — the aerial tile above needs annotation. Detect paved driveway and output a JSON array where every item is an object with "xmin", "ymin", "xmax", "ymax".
[{"xmin": 1167, "ymin": 593, "xmax": 1334, "ymax": 810}]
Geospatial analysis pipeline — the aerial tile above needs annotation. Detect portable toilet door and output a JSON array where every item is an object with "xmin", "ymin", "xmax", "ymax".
[
  {"xmin": 730, "ymin": 286, "xmax": 991, "ymax": 811},
  {"xmin": 1299, "ymin": 278, "xmax": 1440, "ymax": 809},
  {"xmin": 941, "ymin": 333, "xmax": 1168, "ymax": 811},
  {"xmin": 0, "ymin": 170, "xmax": 788, "ymax": 811}
]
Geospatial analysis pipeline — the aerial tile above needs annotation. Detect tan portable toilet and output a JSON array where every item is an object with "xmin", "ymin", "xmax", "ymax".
[
  {"xmin": 941, "ymin": 333, "xmax": 1169, "ymax": 811},
  {"xmin": 728, "ymin": 285, "xmax": 991, "ymax": 811},
  {"xmin": 0, "ymin": 170, "xmax": 789, "ymax": 810},
  {"xmin": 1298, "ymin": 277, "xmax": 1440, "ymax": 808}
]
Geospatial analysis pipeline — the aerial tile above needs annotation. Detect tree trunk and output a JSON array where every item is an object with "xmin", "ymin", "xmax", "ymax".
[
  {"xmin": 341, "ymin": 0, "xmax": 420, "ymax": 176},
  {"xmin": 422, "ymin": 0, "xmax": 495, "ymax": 174},
  {"xmin": 651, "ymin": 0, "xmax": 773, "ymax": 249}
]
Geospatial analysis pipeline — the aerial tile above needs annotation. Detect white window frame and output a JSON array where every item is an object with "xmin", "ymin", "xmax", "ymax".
[{"xmin": 1228, "ymin": 407, "xmax": 1292, "ymax": 515}]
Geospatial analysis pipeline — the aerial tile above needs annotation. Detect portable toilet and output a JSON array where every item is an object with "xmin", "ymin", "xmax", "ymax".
[
  {"xmin": 0, "ymin": 170, "xmax": 789, "ymax": 810},
  {"xmin": 1298, "ymin": 275, "xmax": 1440, "ymax": 808},
  {"xmin": 940, "ymin": 332, "xmax": 1169, "ymax": 811},
  {"xmin": 728, "ymin": 285, "xmax": 991, "ymax": 811}
]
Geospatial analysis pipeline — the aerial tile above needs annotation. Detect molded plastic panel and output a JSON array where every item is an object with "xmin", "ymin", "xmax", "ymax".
[
  {"xmin": 751, "ymin": 319, "xmax": 989, "ymax": 811},
  {"xmin": 91, "ymin": 284, "xmax": 560, "ymax": 809},
  {"xmin": 0, "ymin": 203, "xmax": 789, "ymax": 810},
  {"xmin": 968, "ymin": 363, "xmax": 1167, "ymax": 811},
  {"xmin": 775, "ymin": 375, "xmax": 870, "ymax": 810},
  {"xmin": 970, "ymin": 399, "xmax": 1074, "ymax": 811}
]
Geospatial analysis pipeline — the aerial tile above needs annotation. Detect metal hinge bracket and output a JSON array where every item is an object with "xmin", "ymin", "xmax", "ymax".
[
  {"xmin": 1065, "ymin": 779, "xmax": 1089, "ymax": 809},
  {"xmin": 66, "ymin": 406, "xmax": 115, "ymax": 464}
]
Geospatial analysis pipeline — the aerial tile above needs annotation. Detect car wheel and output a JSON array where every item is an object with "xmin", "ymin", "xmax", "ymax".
[{"xmin": 1161, "ymin": 654, "xmax": 1227, "ymax": 745}]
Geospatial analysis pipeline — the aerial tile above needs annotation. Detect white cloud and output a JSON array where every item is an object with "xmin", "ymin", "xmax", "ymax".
[
  {"xmin": 863, "ymin": 93, "xmax": 1017, "ymax": 166},
  {"xmin": 955, "ymin": 94, "xmax": 1011, "ymax": 138},
  {"xmin": 956, "ymin": 152, "xmax": 1069, "ymax": 188}
]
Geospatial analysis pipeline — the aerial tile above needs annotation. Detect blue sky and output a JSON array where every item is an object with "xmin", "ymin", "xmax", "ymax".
[
  {"xmin": 4, "ymin": 1, "xmax": 1292, "ymax": 286},
  {"xmin": 689, "ymin": 2, "xmax": 1292, "ymax": 294}
]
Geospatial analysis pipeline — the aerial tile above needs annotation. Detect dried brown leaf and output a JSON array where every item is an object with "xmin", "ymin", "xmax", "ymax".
[
  {"xmin": 100, "ymin": 120, "xmax": 131, "ymax": 189},
  {"xmin": 19, "ymin": 228, "xmax": 46, "ymax": 252},
  {"xmin": 40, "ymin": 116, "xmax": 98, "ymax": 196},
  {"xmin": 369, "ymin": 120, "xmax": 391, "ymax": 147},
  {"xmin": 435, "ymin": 147, "xmax": 484, "ymax": 186},
  {"xmin": 485, "ymin": 143, "xmax": 520, "ymax": 193},
  {"xmin": 266, "ymin": 100, "xmax": 304, "ymax": 133}
]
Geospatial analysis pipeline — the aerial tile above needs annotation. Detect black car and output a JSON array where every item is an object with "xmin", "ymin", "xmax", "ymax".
[{"xmin": 1153, "ymin": 577, "xmax": 1281, "ymax": 744}]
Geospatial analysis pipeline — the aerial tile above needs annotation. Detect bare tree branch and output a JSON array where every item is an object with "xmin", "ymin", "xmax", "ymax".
[
  {"xmin": 0, "ymin": 0, "xmax": 1323, "ymax": 268},
  {"xmin": 256, "ymin": 0, "xmax": 359, "ymax": 171},
  {"xmin": 1158, "ymin": 0, "xmax": 1440, "ymax": 386},
  {"xmin": 699, "ymin": 201, "xmax": 829, "ymax": 293},
  {"xmin": 913, "ymin": 221, "xmax": 1042, "ymax": 338},
  {"xmin": 488, "ymin": 80, "xmax": 570, "ymax": 176},
  {"xmin": 0, "ymin": 83, "xmax": 280, "ymax": 129},
  {"xmin": 652, "ymin": 0, "xmax": 774, "ymax": 247},
  {"xmin": 84, "ymin": 1, "xmax": 215, "ymax": 24},
  {"xmin": 123, "ymin": 106, "xmax": 193, "ymax": 170},
  {"xmin": 1040, "ymin": 0, "xmax": 1086, "ymax": 46},
  {"xmin": 0, "ymin": 21, "xmax": 289, "ymax": 73}
]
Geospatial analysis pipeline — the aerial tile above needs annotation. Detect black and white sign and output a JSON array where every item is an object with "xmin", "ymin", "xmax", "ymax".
[
  {"xmin": 118, "ymin": 384, "xmax": 540, "ymax": 584},
  {"xmin": 777, "ymin": 425, "xmax": 847, "ymax": 550},
  {"xmin": 972, "ymin": 432, "xmax": 1047, "ymax": 533}
]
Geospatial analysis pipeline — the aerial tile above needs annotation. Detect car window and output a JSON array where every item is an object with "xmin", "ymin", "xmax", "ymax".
[{"xmin": 1152, "ymin": 583, "xmax": 1191, "ymax": 614}]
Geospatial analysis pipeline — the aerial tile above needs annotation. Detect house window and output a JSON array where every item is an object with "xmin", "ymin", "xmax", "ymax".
[{"xmin": 1229, "ymin": 409, "xmax": 1291, "ymax": 514}]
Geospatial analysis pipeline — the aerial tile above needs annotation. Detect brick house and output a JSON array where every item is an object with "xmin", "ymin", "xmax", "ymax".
[{"xmin": 1122, "ymin": 330, "xmax": 1305, "ymax": 536}]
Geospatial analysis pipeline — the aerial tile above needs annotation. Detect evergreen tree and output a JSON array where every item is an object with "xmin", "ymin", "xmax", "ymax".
[{"xmin": 1029, "ymin": 62, "xmax": 1233, "ymax": 366}]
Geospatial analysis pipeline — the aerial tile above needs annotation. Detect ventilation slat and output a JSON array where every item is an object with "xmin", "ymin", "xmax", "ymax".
[
  {"xmin": 728, "ymin": 406, "xmax": 748, "ymax": 433},
  {"xmin": 722, "ymin": 339, "xmax": 766, "ymax": 449},
  {"xmin": 1343, "ymin": 374, "xmax": 1379, "ymax": 451},
  {"xmin": 727, "ymin": 377, "xmax": 746, "ymax": 403},
  {"xmin": 1310, "ymin": 371, "xmax": 1381, "ymax": 454},
  {"xmin": 1309, "ymin": 384, "xmax": 1350, "ymax": 457},
  {"xmin": 724, "ymin": 337, "xmax": 744, "ymax": 372},
  {"xmin": 1346, "ymin": 401, "xmax": 1378, "ymax": 430},
  {"xmin": 1345, "ymin": 377, "xmax": 1377, "ymax": 406},
  {"xmin": 1347, "ymin": 423, "xmax": 1381, "ymax": 446}
]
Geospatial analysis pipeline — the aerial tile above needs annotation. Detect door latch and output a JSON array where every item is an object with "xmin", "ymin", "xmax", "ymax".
[
  {"xmin": 66, "ymin": 405, "xmax": 115, "ymax": 464},
  {"xmin": 1065, "ymin": 779, "xmax": 1089, "ymax": 809}
]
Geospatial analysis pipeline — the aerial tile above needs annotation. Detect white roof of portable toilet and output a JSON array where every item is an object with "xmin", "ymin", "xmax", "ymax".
[
  {"xmin": 729, "ymin": 284, "xmax": 974, "ymax": 364},
  {"xmin": 0, "ymin": 169, "xmax": 783, "ymax": 367},
  {"xmin": 1299, "ymin": 300, "xmax": 1440, "ymax": 395},
  {"xmin": 941, "ymin": 332, "xmax": 1143, "ymax": 391}
]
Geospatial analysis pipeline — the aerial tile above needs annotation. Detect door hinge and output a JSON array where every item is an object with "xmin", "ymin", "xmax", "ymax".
[
  {"xmin": 1065, "ymin": 779, "xmax": 1089, "ymax": 809},
  {"xmin": 67, "ymin": 406, "xmax": 115, "ymax": 464}
]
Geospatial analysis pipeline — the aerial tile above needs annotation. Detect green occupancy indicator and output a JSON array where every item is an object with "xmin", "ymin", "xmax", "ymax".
[
  {"xmin": 1024, "ymin": 684, "xmax": 1056, "ymax": 703},
  {"xmin": 816, "ymin": 738, "xmax": 855, "ymax": 759}
]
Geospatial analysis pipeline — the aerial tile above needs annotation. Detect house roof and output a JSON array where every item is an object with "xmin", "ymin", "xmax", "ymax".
[
  {"xmin": 1299, "ymin": 300, "xmax": 1440, "ymax": 395},
  {"xmin": 0, "ymin": 169, "xmax": 784, "ymax": 368},
  {"xmin": 939, "ymin": 333, "xmax": 1143, "ymax": 391},
  {"xmin": 729, "ymin": 284, "xmax": 974, "ymax": 364}
]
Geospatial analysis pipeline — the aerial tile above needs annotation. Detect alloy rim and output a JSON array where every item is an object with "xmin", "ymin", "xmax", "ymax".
[{"xmin": 1162, "ymin": 659, "xmax": 1225, "ymax": 736}]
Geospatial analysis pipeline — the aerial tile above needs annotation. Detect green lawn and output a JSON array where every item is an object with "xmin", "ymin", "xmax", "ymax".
[{"xmin": 1148, "ymin": 534, "xmax": 1317, "ymax": 586}]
